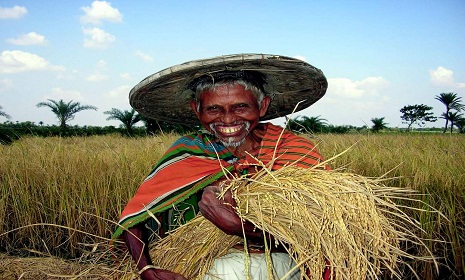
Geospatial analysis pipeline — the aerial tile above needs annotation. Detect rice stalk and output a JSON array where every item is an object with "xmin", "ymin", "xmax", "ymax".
[
  {"xmin": 148, "ymin": 165, "xmax": 439, "ymax": 279},
  {"xmin": 148, "ymin": 216, "xmax": 242, "ymax": 279}
]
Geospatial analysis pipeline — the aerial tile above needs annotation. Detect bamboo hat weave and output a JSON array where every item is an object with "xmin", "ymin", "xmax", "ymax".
[{"xmin": 129, "ymin": 53, "xmax": 328, "ymax": 124}]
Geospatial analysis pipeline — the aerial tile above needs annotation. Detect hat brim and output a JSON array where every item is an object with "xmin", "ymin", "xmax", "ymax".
[{"xmin": 129, "ymin": 53, "xmax": 328, "ymax": 125}]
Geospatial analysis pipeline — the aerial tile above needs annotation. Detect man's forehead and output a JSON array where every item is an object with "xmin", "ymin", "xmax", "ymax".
[{"xmin": 199, "ymin": 84, "xmax": 257, "ymax": 101}]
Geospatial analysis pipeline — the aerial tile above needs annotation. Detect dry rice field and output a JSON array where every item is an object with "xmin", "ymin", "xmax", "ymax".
[{"xmin": 0, "ymin": 132, "xmax": 464, "ymax": 279}]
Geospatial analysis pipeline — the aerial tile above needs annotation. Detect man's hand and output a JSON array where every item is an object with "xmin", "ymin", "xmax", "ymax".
[
  {"xmin": 198, "ymin": 185, "xmax": 243, "ymax": 236},
  {"xmin": 140, "ymin": 268, "xmax": 187, "ymax": 280},
  {"xmin": 199, "ymin": 184, "xmax": 278, "ymax": 245},
  {"xmin": 123, "ymin": 225, "xmax": 187, "ymax": 280}
]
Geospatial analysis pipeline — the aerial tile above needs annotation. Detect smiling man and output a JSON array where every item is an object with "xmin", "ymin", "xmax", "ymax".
[
  {"xmin": 113, "ymin": 54, "xmax": 330, "ymax": 280},
  {"xmin": 192, "ymin": 83, "xmax": 267, "ymax": 148},
  {"xmin": 190, "ymin": 71, "xmax": 271, "ymax": 154}
]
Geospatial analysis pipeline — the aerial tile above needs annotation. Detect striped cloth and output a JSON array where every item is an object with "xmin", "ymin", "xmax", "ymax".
[{"xmin": 113, "ymin": 123, "xmax": 326, "ymax": 238}]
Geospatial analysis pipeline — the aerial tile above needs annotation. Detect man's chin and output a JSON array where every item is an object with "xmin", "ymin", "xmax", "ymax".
[{"xmin": 218, "ymin": 137, "xmax": 246, "ymax": 148}]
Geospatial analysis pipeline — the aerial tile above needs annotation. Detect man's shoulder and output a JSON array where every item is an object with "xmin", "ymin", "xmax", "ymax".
[
  {"xmin": 263, "ymin": 123, "xmax": 301, "ymax": 138},
  {"xmin": 172, "ymin": 132, "xmax": 204, "ymax": 146},
  {"xmin": 173, "ymin": 131, "xmax": 214, "ymax": 142},
  {"xmin": 174, "ymin": 133, "xmax": 199, "ymax": 141},
  {"xmin": 263, "ymin": 122, "xmax": 316, "ymax": 145},
  {"xmin": 170, "ymin": 132, "xmax": 224, "ymax": 151}
]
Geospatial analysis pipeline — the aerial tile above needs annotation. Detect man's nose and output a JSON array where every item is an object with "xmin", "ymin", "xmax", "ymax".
[{"xmin": 221, "ymin": 110, "xmax": 236, "ymax": 123}]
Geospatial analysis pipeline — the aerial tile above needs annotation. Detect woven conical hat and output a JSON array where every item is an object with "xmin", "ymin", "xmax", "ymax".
[{"xmin": 129, "ymin": 53, "xmax": 327, "ymax": 124}]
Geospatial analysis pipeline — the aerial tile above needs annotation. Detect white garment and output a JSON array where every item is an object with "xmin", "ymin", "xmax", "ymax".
[{"xmin": 204, "ymin": 250, "xmax": 300, "ymax": 280}]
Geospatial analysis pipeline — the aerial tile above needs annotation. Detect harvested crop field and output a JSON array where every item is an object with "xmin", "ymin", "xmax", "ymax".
[{"xmin": 1, "ymin": 133, "xmax": 464, "ymax": 279}]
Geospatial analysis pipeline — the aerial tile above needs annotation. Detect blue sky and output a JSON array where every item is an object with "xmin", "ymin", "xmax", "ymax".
[{"xmin": 1, "ymin": 0, "xmax": 464, "ymax": 128}]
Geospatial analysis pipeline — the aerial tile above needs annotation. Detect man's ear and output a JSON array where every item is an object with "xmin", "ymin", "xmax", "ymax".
[
  {"xmin": 259, "ymin": 96, "xmax": 271, "ymax": 117},
  {"xmin": 190, "ymin": 100, "xmax": 201, "ymax": 119}
]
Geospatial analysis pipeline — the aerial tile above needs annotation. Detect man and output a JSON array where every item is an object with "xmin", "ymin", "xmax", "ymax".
[{"xmin": 113, "ymin": 54, "xmax": 330, "ymax": 280}]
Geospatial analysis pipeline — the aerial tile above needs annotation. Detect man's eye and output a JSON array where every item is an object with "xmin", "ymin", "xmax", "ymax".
[{"xmin": 205, "ymin": 106, "xmax": 219, "ymax": 112}]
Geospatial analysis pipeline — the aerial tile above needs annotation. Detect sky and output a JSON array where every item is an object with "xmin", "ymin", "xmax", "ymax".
[{"xmin": 0, "ymin": 0, "xmax": 464, "ymax": 129}]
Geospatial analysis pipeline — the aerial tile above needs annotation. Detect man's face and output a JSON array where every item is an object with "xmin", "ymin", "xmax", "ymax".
[{"xmin": 190, "ymin": 83, "xmax": 270, "ymax": 147}]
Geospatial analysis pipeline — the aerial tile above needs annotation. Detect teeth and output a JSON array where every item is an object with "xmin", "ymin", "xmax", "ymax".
[{"xmin": 219, "ymin": 126, "xmax": 240, "ymax": 134}]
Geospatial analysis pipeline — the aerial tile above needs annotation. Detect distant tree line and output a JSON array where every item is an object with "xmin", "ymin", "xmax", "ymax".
[
  {"xmin": 1, "ymin": 92, "xmax": 464, "ymax": 144},
  {"xmin": 288, "ymin": 92, "xmax": 464, "ymax": 134},
  {"xmin": 0, "ymin": 120, "xmax": 196, "ymax": 145}
]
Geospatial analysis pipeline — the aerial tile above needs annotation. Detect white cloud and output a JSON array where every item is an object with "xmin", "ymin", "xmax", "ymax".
[
  {"xmin": 104, "ymin": 85, "xmax": 133, "ymax": 109},
  {"xmin": 6, "ymin": 32, "xmax": 48, "ymax": 46},
  {"xmin": 86, "ymin": 59, "xmax": 109, "ymax": 81},
  {"xmin": 107, "ymin": 85, "xmax": 131, "ymax": 99},
  {"xmin": 0, "ymin": 5, "xmax": 27, "ymax": 19},
  {"xmin": 430, "ymin": 66, "xmax": 465, "ymax": 92},
  {"xmin": 86, "ymin": 73, "xmax": 108, "ymax": 81},
  {"xmin": 355, "ymin": 77, "xmax": 390, "ymax": 94},
  {"xmin": 293, "ymin": 55, "xmax": 306, "ymax": 62},
  {"xmin": 120, "ymin": 73, "xmax": 132, "ymax": 80},
  {"xmin": 80, "ymin": 1, "xmax": 122, "ymax": 25},
  {"xmin": 0, "ymin": 78, "xmax": 13, "ymax": 92},
  {"xmin": 96, "ymin": 59, "xmax": 107, "ymax": 68},
  {"xmin": 55, "ymin": 69, "xmax": 80, "ymax": 81},
  {"xmin": 430, "ymin": 66, "xmax": 455, "ymax": 86},
  {"xmin": 45, "ymin": 87, "xmax": 84, "ymax": 101},
  {"xmin": 135, "ymin": 50, "xmax": 153, "ymax": 63},
  {"xmin": 328, "ymin": 76, "xmax": 390, "ymax": 98},
  {"xmin": 83, "ymin": 27, "xmax": 115, "ymax": 49},
  {"xmin": 0, "ymin": 50, "xmax": 65, "ymax": 73}
]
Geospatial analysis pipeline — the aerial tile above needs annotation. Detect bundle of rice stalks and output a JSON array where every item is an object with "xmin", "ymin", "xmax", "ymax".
[
  {"xmin": 149, "ymin": 216, "xmax": 242, "ymax": 279},
  {"xmin": 149, "ymin": 165, "xmax": 438, "ymax": 280}
]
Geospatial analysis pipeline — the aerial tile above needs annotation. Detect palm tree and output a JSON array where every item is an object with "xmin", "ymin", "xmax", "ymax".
[
  {"xmin": 104, "ymin": 108, "xmax": 142, "ymax": 135},
  {"xmin": 0, "ymin": 105, "xmax": 11, "ymax": 120},
  {"xmin": 370, "ymin": 117, "xmax": 388, "ymax": 133},
  {"xmin": 454, "ymin": 117, "xmax": 465, "ymax": 133},
  {"xmin": 286, "ymin": 115, "xmax": 328, "ymax": 133},
  {"xmin": 442, "ymin": 111, "xmax": 464, "ymax": 133},
  {"xmin": 36, "ymin": 99, "xmax": 97, "ymax": 128},
  {"xmin": 435, "ymin": 92, "xmax": 465, "ymax": 133}
]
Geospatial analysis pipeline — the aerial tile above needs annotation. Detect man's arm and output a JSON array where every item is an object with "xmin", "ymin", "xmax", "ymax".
[
  {"xmin": 198, "ymin": 185, "xmax": 275, "ymax": 244},
  {"xmin": 122, "ymin": 224, "xmax": 187, "ymax": 280}
]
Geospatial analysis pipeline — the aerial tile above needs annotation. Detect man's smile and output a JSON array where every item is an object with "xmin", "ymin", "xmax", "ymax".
[
  {"xmin": 209, "ymin": 122, "xmax": 251, "ymax": 147},
  {"xmin": 215, "ymin": 124, "xmax": 244, "ymax": 135}
]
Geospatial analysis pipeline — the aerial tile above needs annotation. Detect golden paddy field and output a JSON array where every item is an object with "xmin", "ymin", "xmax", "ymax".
[{"xmin": 0, "ymin": 132, "xmax": 464, "ymax": 279}]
